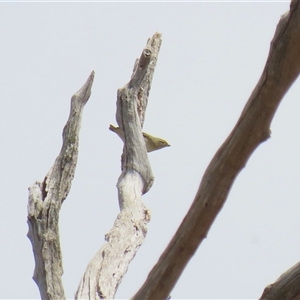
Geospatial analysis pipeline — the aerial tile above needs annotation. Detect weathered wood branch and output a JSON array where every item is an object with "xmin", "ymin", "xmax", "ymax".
[
  {"xmin": 132, "ymin": 1, "xmax": 300, "ymax": 299},
  {"xmin": 116, "ymin": 48, "xmax": 154, "ymax": 195},
  {"xmin": 75, "ymin": 33, "xmax": 162, "ymax": 300},
  {"xmin": 259, "ymin": 261, "xmax": 300, "ymax": 300},
  {"xmin": 27, "ymin": 71, "xmax": 95, "ymax": 300}
]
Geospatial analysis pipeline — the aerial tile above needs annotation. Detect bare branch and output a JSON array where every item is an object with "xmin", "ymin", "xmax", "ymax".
[
  {"xmin": 27, "ymin": 71, "xmax": 95, "ymax": 300},
  {"xmin": 130, "ymin": 32, "xmax": 162, "ymax": 126},
  {"xmin": 75, "ymin": 33, "xmax": 162, "ymax": 300},
  {"xmin": 132, "ymin": 2, "xmax": 300, "ymax": 299},
  {"xmin": 259, "ymin": 261, "xmax": 300, "ymax": 300}
]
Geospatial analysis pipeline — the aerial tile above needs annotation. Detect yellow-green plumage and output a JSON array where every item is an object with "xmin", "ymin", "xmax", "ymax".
[{"xmin": 109, "ymin": 124, "xmax": 170, "ymax": 152}]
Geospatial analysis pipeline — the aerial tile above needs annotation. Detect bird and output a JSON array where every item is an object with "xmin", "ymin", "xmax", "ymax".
[{"xmin": 109, "ymin": 124, "xmax": 170, "ymax": 152}]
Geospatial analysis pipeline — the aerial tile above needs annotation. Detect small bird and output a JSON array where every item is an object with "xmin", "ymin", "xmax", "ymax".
[{"xmin": 109, "ymin": 124, "xmax": 170, "ymax": 153}]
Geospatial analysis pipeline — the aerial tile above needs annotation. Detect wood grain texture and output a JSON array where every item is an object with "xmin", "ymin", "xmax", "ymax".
[
  {"xmin": 27, "ymin": 71, "xmax": 94, "ymax": 300},
  {"xmin": 75, "ymin": 33, "xmax": 162, "ymax": 300},
  {"xmin": 259, "ymin": 261, "xmax": 300, "ymax": 300}
]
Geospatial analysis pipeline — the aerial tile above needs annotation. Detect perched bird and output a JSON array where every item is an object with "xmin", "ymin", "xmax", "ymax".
[{"xmin": 109, "ymin": 124, "xmax": 170, "ymax": 152}]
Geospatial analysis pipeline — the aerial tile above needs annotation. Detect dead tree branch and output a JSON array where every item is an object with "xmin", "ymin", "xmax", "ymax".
[
  {"xmin": 132, "ymin": 2, "xmax": 300, "ymax": 299},
  {"xmin": 259, "ymin": 261, "xmax": 300, "ymax": 300},
  {"xmin": 27, "ymin": 71, "xmax": 95, "ymax": 300},
  {"xmin": 75, "ymin": 33, "xmax": 162, "ymax": 300}
]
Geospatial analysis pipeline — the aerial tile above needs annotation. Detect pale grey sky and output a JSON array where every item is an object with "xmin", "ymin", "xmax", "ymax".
[{"xmin": 1, "ymin": 2, "xmax": 299, "ymax": 299}]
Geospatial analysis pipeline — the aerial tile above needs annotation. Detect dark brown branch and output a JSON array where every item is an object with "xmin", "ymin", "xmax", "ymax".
[
  {"xmin": 132, "ymin": 2, "xmax": 300, "ymax": 299},
  {"xmin": 27, "ymin": 71, "xmax": 95, "ymax": 300},
  {"xmin": 259, "ymin": 261, "xmax": 300, "ymax": 300}
]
